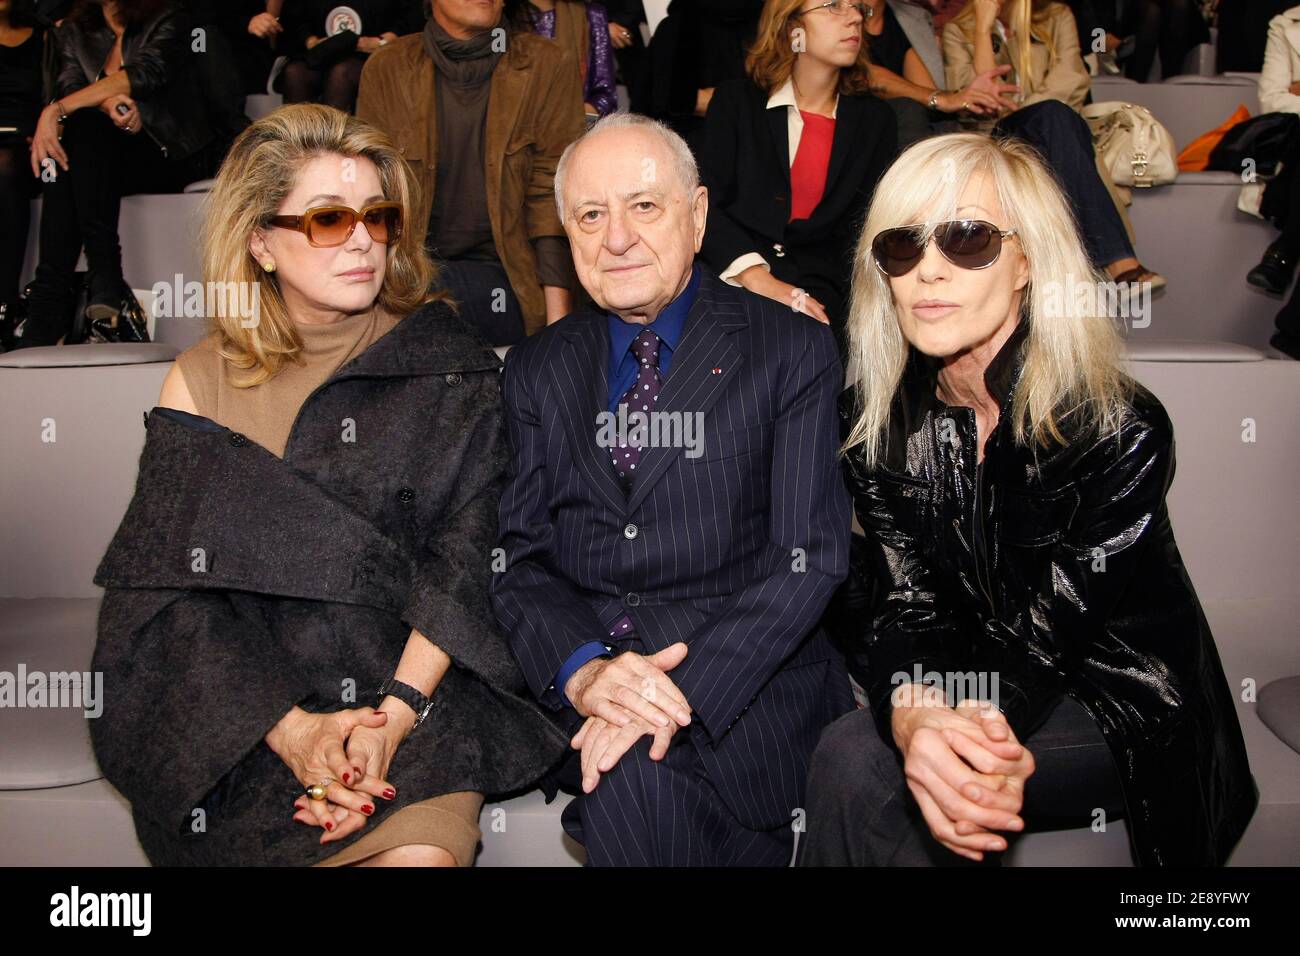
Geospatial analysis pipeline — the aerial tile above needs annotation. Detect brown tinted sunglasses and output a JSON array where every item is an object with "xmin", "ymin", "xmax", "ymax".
[
  {"xmin": 267, "ymin": 201, "xmax": 404, "ymax": 248},
  {"xmin": 872, "ymin": 219, "xmax": 1017, "ymax": 277}
]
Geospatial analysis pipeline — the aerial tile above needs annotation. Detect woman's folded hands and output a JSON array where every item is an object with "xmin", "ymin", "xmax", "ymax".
[
  {"xmin": 891, "ymin": 687, "xmax": 1037, "ymax": 861},
  {"xmin": 265, "ymin": 704, "xmax": 406, "ymax": 846}
]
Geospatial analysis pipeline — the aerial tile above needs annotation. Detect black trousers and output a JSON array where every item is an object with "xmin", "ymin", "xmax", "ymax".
[
  {"xmin": 22, "ymin": 109, "xmax": 216, "ymax": 344},
  {"xmin": 994, "ymin": 100, "xmax": 1136, "ymax": 270},
  {"xmin": 433, "ymin": 258, "xmax": 527, "ymax": 348},
  {"xmin": 0, "ymin": 134, "xmax": 37, "ymax": 306},
  {"xmin": 1125, "ymin": 0, "xmax": 1210, "ymax": 82},
  {"xmin": 796, "ymin": 694, "xmax": 1128, "ymax": 866}
]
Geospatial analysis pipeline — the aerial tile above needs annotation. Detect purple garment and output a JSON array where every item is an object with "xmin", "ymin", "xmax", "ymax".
[
  {"xmin": 530, "ymin": 2, "xmax": 619, "ymax": 116},
  {"xmin": 608, "ymin": 329, "xmax": 663, "ymax": 486}
]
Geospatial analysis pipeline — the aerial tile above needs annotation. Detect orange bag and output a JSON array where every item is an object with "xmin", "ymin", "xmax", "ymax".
[{"xmin": 1177, "ymin": 105, "xmax": 1253, "ymax": 171}]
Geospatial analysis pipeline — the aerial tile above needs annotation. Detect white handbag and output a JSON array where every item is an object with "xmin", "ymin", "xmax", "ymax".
[{"xmin": 1081, "ymin": 101, "xmax": 1178, "ymax": 188}]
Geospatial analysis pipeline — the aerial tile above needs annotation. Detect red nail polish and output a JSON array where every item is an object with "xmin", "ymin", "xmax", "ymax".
[
  {"xmin": 342, "ymin": 772, "xmax": 350, "ymax": 783},
  {"xmin": 382, "ymin": 788, "xmax": 395, "ymax": 800},
  {"xmin": 362, "ymin": 804, "xmax": 374, "ymax": 815},
  {"xmin": 325, "ymin": 821, "xmax": 334, "ymax": 831}
]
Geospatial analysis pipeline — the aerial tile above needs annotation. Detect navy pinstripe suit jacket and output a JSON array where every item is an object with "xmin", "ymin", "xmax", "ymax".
[{"xmin": 491, "ymin": 267, "xmax": 855, "ymax": 831}]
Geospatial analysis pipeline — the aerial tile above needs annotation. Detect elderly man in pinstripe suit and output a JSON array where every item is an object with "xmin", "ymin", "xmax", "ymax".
[{"xmin": 490, "ymin": 113, "xmax": 854, "ymax": 866}]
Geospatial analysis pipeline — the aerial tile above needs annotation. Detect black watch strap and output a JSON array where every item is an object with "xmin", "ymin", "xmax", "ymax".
[{"xmin": 377, "ymin": 677, "xmax": 434, "ymax": 727}]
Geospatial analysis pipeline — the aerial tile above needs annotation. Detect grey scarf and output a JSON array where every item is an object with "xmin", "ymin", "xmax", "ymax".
[{"xmin": 422, "ymin": 14, "xmax": 503, "ymax": 87}]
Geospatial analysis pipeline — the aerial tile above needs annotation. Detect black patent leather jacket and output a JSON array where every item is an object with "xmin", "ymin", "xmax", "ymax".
[
  {"xmin": 838, "ymin": 319, "xmax": 1258, "ymax": 866},
  {"xmin": 54, "ymin": 4, "xmax": 213, "ymax": 160}
]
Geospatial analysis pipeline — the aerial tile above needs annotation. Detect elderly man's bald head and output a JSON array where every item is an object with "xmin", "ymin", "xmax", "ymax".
[
  {"xmin": 555, "ymin": 114, "xmax": 700, "ymax": 219},
  {"xmin": 555, "ymin": 113, "xmax": 708, "ymax": 324}
]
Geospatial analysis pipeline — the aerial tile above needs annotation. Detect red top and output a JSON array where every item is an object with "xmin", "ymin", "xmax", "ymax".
[{"xmin": 789, "ymin": 110, "xmax": 835, "ymax": 223}]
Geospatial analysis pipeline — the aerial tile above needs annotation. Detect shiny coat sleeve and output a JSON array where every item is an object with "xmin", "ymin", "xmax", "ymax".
[
  {"xmin": 123, "ymin": 9, "xmax": 188, "ymax": 102},
  {"xmin": 982, "ymin": 398, "xmax": 1177, "ymax": 741},
  {"xmin": 847, "ymin": 450, "xmax": 975, "ymax": 751},
  {"xmin": 53, "ymin": 22, "xmax": 90, "ymax": 98}
]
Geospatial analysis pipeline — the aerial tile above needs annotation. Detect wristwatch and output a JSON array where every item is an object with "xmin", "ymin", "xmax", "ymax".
[
  {"xmin": 377, "ymin": 677, "xmax": 434, "ymax": 727},
  {"xmin": 927, "ymin": 89, "xmax": 942, "ymax": 110}
]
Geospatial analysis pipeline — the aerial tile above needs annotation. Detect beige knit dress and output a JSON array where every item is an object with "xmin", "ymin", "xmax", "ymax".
[{"xmin": 174, "ymin": 309, "xmax": 484, "ymax": 867}]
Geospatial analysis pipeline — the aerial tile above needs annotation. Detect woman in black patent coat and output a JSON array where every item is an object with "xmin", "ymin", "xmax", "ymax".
[{"xmin": 800, "ymin": 130, "xmax": 1257, "ymax": 867}]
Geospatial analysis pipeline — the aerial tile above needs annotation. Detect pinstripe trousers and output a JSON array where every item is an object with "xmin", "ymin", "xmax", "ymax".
[{"xmin": 552, "ymin": 715, "xmax": 796, "ymax": 867}]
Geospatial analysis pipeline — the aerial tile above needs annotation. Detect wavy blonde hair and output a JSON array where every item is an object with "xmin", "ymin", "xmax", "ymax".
[
  {"xmin": 199, "ymin": 104, "xmax": 441, "ymax": 387},
  {"xmin": 842, "ymin": 132, "xmax": 1133, "ymax": 467},
  {"xmin": 949, "ymin": 0, "xmax": 1060, "ymax": 98},
  {"xmin": 747, "ymin": 0, "xmax": 874, "ymax": 96}
]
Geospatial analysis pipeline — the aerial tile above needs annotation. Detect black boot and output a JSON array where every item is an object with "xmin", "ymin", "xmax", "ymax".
[
  {"xmin": 11, "ymin": 269, "xmax": 77, "ymax": 348},
  {"xmin": 88, "ymin": 287, "xmax": 150, "ymax": 344},
  {"xmin": 84, "ymin": 269, "xmax": 131, "ymax": 324},
  {"xmin": 1247, "ymin": 238, "xmax": 1299, "ymax": 295}
]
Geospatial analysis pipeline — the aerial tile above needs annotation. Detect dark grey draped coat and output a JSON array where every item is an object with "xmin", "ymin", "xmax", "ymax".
[{"xmin": 89, "ymin": 302, "xmax": 568, "ymax": 866}]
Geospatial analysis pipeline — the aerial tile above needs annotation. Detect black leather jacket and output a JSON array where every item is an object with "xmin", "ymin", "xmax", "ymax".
[
  {"xmin": 838, "ymin": 319, "xmax": 1258, "ymax": 866},
  {"xmin": 54, "ymin": 3, "xmax": 213, "ymax": 160}
]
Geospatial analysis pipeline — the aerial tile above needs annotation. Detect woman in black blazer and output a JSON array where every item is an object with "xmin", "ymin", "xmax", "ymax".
[{"xmin": 698, "ymin": 0, "xmax": 897, "ymax": 356}]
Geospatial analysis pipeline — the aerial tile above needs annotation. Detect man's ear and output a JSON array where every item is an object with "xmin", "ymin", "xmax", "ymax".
[{"xmin": 691, "ymin": 185, "xmax": 708, "ymax": 253}]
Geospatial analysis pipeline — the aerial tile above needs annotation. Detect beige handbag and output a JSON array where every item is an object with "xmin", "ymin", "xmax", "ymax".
[{"xmin": 1081, "ymin": 101, "xmax": 1178, "ymax": 188}]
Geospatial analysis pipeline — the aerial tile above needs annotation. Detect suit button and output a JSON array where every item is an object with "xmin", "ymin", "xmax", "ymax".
[
  {"xmin": 397, "ymin": 487, "xmax": 415, "ymax": 503},
  {"xmin": 228, "ymin": 432, "xmax": 247, "ymax": 447},
  {"xmin": 623, "ymin": 523, "xmax": 638, "ymax": 540},
  {"xmin": 625, "ymin": 592, "xmax": 640, "ymax": 607},
  {"xmin": 445, "ymin": 372, "xmax": 462, "ymax": 387}
]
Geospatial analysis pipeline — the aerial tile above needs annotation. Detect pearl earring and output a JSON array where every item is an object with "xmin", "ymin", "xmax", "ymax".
[{"xmin": 262, "ymin": 261, "xmax": 276, "ymax": 273}]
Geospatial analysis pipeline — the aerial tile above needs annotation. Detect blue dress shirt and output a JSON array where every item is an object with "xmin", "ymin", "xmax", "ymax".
[{"xmin": 604, "ymin": 263, "xmax": 701, "ymax": 412}]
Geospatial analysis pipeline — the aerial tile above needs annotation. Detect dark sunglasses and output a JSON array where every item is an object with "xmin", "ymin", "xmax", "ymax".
[
  {"xmin": 871, "ymin": 219, "xmax": 1018, "ymax": 277},
  {"xmin": 267, "ymin": 201, "xmax": 404, "ymax": 248}
]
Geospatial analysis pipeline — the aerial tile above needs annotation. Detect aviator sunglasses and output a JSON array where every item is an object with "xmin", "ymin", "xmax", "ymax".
[
  {"xmin": 871, "ymin": 219, "xmax": 1018, "ymax": 277},
  {"xmin": 267, "ymin": 201, "xmax": 404, "ymax": 248}
]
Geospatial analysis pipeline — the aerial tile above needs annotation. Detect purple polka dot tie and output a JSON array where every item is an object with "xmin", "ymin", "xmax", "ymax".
[{"xmin": 609, "ymin": 329, "xmax": 662, "ymax": 492}]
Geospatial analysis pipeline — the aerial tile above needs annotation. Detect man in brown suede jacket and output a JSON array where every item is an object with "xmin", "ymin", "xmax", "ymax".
[{"xmin": 357, "ymin": 0, "xmax": 586, "ymax": 344}]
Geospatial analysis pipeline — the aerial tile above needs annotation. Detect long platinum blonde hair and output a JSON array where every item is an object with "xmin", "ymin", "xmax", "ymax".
[
  {"xmin": 200, "ymin": 104, "xmax": 440, "ymax": 387},
  {"xmin": 842, "ymin": 132, "xmax": 1132, "ymax": 467}
]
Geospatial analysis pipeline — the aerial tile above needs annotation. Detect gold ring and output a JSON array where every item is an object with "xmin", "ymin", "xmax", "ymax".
[{"xmin": 306, "ymin": 779, "xmax": 331, "ymax": 801}]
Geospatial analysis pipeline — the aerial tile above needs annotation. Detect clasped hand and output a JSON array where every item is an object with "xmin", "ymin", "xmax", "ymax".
[
  {"xmin": 265, "ymin": 704, "xmax": 411, "ymax": 846},
  {"xmin": 565, "ymin": 642, "xmax": 693, "ymax": 793},
  {"xmin": 893, "ymin": 694, "xmax": 1037, "ymax": 861}
]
